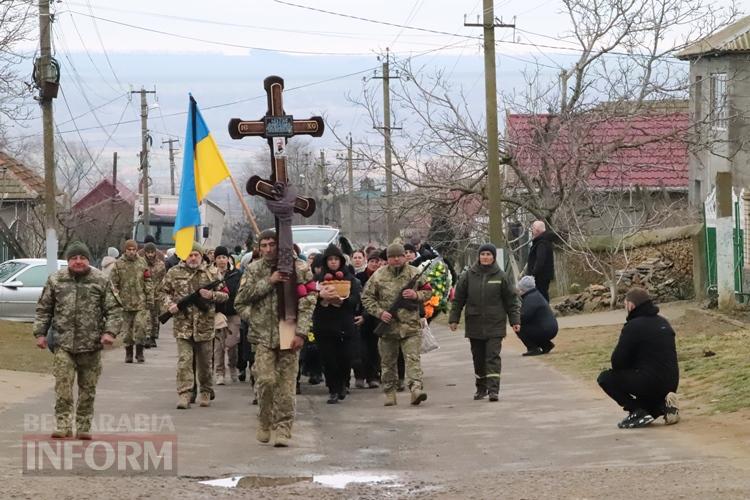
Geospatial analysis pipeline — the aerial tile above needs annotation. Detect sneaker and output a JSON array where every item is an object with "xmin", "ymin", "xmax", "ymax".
[
  {"xmin": 256, "ymin": 427, "xmax": 271, "ymax": 444},
  {"xmin": 488, "ymin": 393, "xmax": 499, "ymax": 402},
  {"xmin": 541, "ymin": 341, "xmax": 555, "ymax": 354},
  {"xmin": 367, "ymin": 380, "xmax": 380, "ymax": 389},
  {"xmin": 355, "ymin": 378, "xmax": 366, "ymax": 389},
  {"xmin": 618, "ymin": 409, "xmax": 654, "ymax": 429},
  {"xmin": 664, "ymin": 392, "xmax": 681, "ymax": 425},
  {"xmin": 522, "ymin": 347, "xmax": 544, "ymax": 357},
  {"xmin": 327, "ymin": 394, "xmax": 339, "ymax": 404},
  {"xmin": 410, "ymin": 389, "xmax": 427, "ymax": 406},
  {"xmin": 473, "ymin": 389, "xmax": 488, "ymax": 400},
  {"xmin": 216, "ymin": 374, "xmax": 225, "ymax": 386}
]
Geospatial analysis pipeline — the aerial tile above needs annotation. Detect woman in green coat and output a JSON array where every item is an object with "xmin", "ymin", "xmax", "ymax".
[{"xmin": 449, "ymin": 244, "xmax": 521, "ymax": 401}]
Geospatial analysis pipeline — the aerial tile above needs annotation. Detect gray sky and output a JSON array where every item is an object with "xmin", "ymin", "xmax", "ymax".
[{"xmin": 7, "ymin": 0, "xmax": 702, "ymax": 211}]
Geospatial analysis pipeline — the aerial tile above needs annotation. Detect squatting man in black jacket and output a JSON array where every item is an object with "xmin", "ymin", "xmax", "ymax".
[{"xmin": 597, "ymin": 287, "xmax": 680, "ymax": 429}]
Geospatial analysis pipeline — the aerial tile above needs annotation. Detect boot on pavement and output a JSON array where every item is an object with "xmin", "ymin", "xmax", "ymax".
[
  {"xmin": 125, "ymin": 345, "xmax": 134, "ymax": 363},
  {"xmin": 76, "ymin": 431, "xmax": 92, "ymax": 440},
  {"xmin": 50, "ymin": 429, "xmax": 72, "ymax": 439},
  {"xmin": 216, "ymin": 374, "xmax": 225, "ymax": 386},
  {"xmin": 135, "ymin": 344, "xmax": 145, "ymax": 363},
  {"xmin": 273, "ymin": 432, "xmax": 291, "ymax": 448},
  {"xmin": 256, "ymin": 427, "xmax": 271, "ymax": 443},
  {"xmin": 176, "ymin": 393, "xmax": 191, "ymax": 409},
  {"xmin": 474, "ymin": 388, "xmax": 488, "ymax": 400},
  {"xmin": 198, "ymin": 392, "xmax": 211, "ymax": 407},
  {"xmin": 384, "ymin": 392, "xmax": 397, "ymax": 406},
  {"xmin": 410, "ymin": 389, "xmax": 427, "ymax": 406}
]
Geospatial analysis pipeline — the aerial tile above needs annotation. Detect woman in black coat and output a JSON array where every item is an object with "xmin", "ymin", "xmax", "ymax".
[
  {"xmin": 516, "ymin": 275, "xmax": 558, "ymax": 356},
  {"xmin": 313, "ymin": 244, "xmax": 362, "ymax": 404}
]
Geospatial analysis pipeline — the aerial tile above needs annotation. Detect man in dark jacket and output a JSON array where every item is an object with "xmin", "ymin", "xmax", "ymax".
[
  {"xmin": 597, "ymin": 287, "xmax": 680, "ymax": 429},
  {"xmin": 449, "ymin": 243, "xmax": 521, "ymax": 402},
  {"xmin": 516, "ymin": 276, "xmax": 558, "ymax": 356},
  {"xmin": 527, "ymin": 221, "xmax": 555, "ymax": 302}
]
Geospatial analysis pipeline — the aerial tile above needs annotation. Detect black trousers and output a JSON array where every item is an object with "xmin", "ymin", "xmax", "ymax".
[
  {"xmin": 535, "ymin": 277, "xmax": 551, "ymax": 302},
  {"xmin": 597, "ymin": 369, "xmax": 670, "ymax": 416},
  {"xmin": 350, "ymin": 330, "xmax": 366, "ymax": 381},
  {"xmin": 360, "ymin": 326, "xmax": 381, "ymax": 383},
  {"xmin": 517, "ymin": 329, "xmax": 555, "ymax": 352},
  {"xmin": 469, "ymin": 337, "xmax": 503, "ymax": 394},
  {"xmin": 299, "ymin": 341, "xmax": 323, "ymax": 382},
  {"xmin": 317, "ymin": 334, "xmax": 352, "ymax": 396}
]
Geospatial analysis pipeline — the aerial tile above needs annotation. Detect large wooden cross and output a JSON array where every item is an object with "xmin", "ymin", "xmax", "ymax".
[{"xmin": 228, "ymin": 75, "xmax": 324, "ymax": 347}]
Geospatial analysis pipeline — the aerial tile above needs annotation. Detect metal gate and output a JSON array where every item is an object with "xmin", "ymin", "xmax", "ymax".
[{"xmin": 703, "ymin": 187, "xmax": 744, "ymax": 296}]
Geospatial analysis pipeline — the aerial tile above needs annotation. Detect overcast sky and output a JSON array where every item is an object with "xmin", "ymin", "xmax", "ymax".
[{"xmin": 7, "ymin": 0, "xmax": 709, "ymax": 211}]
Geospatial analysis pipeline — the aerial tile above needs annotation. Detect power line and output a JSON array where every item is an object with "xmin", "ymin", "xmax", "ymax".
[{"xmin": 83, "ymin": 0, "xmax": 125, "ymax": 90}]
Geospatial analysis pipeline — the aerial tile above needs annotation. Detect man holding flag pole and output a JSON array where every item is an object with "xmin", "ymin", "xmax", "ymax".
[{"xmin": 160, "ymin": 95, "xmax": 233, "ymax": 409}]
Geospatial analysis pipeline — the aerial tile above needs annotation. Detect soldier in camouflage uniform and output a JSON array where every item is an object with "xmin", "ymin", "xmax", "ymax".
[
  {"xmin": 143, "ymin": 242, "xmax": 166, "ymax": 348},
  {"xmin": 110, "ymin": 239, "xmax": 153, "ymax": 363},
  {"xmin": 161, "ymin": 242, "xmax": 227, "ymax": 409},
  {"xmin": 361, "ymin": 243, "xmax": 433, "ymax": 407},
  {"xmin": 235, "ymin": 230, "xmax": 316, "ymax": 447},
  {"xmin": 33, "ymin": 241, "xmax": 122, "ymax": 439}
]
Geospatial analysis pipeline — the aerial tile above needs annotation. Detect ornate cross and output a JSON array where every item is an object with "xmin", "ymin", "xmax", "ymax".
[{"xmin": 228, "ymin": 75, "xmax": 324, "ymax": 332}]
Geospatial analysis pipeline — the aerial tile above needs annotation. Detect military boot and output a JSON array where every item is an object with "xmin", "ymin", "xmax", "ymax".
[
  {"xmin": 198, "ymin": 392, "xmax": 211, "ymax": 407},
  {"xmin": 256, "ymin": 427, "xmax": 271, "ymax": 444},
  {"xmin": 50, "ymin": 429, "xmax": 72, "ymax": 439},
  {"xmin": 125, "ymin": 345, "xmax": 134, "ymax": 363},
  {"xmin": 273, "ymin": 431, "xmax": 291, "ymax": 448},
  {"xmin": 176, "ymin": 393, "xmax": 191, "ymax": 409},
  {"xmin": 76, "ymin": 431, "xmax": 92, "ymax": 440},
  {"xmin": 135, "ymin": 344, "xmax": 145, "ymax": 363},
  {"xmin": 411, "ymin": 389, "xmax": 428, "ymax": 406},
  {"xmin": 384, "ymin": 392, "xmax": 397, "ymax": 406}
]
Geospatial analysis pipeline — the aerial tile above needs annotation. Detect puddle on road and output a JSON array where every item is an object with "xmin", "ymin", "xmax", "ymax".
[{"xmin": 199, "ymin": 472, "xmax": 398, "ymax": 490}]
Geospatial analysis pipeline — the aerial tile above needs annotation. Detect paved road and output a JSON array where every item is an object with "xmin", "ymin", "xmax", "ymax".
[{"xmin": 1, "ymin": 310, "xmax": 748, "ymax": 498}]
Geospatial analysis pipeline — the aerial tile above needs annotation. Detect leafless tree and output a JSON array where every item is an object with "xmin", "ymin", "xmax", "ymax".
[{"xmin": 0, "ymin": 0, "xmax": 35, "ymax": 136}]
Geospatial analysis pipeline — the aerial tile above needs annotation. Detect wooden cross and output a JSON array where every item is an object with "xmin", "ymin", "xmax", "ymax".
[{"xmin": 228, "ymin": 75, "xmax": 324, "ymax": 344}]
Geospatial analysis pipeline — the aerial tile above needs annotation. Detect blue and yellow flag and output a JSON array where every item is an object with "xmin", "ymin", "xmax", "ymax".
[{"xmin": 174, "ymin": 95, "xmax": 231, "ymax": 259}]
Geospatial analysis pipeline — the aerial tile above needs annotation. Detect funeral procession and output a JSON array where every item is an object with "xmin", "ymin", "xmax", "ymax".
[{"xmin": 1, "ymin": 0, "xmax": 750, "ymax": 498}]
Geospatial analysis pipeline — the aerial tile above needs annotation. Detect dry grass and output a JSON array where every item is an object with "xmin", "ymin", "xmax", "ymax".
[
  {"xmin": 546, "ymin": 308, "xmax": 750, "ymax": 414},
  {"xmin": 0, "ymin": 320, "xmax": 53, "ymax": 373}
]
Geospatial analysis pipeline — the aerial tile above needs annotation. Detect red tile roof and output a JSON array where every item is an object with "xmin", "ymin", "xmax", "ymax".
[
  {"xmin": 506, "ymin": 112, "xmax": 689, "ymax": 190},
  {"xmin": 72, "ymin": 178, "xmax": 137, "ymax": 212}
]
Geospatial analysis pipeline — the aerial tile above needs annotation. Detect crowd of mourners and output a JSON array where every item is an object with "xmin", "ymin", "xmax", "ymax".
[{"xmin": 32, "ymin": 219, "xmax": 681, "ymax": 446}]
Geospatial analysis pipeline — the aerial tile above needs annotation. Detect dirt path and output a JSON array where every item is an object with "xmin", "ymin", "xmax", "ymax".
[{"xmin": 0, "ymin": 312, "xmax": 748, "ymax": 498}]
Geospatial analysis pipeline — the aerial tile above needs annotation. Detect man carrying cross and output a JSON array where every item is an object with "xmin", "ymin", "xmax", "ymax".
[{"xmin": 230, "ymin": 76, "xmax": 322, "ymax": 447}]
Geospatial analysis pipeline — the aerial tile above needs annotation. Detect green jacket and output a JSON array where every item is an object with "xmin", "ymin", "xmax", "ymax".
[
  {"xmin": 361, "ymin": 264, "xmax": 432, "ymax": 339},
  {"xmin": 449, "ymin": 262, "xmax": 521, "ymax": 339},
  {"xmin": 160, "ymin": 262, "xmax": 227, "ymax": 341},
  {"xmin": 33, "ymin": 267, "xmax": 122, "ymax": 353},
  {"xmin": 110, "ymin": 255, "xmax": 153, "ymax": 311},
  {"xmin": 234, "ymin": 257, "xmax": 316, "ymax": 349}
]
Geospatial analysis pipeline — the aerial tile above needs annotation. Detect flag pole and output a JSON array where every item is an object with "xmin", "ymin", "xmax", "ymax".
[{"xmin": 228, "ymin": 175, "xmax": 261, "ymax": 236}]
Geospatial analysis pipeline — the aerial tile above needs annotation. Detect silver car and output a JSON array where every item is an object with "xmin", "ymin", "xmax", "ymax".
[
  {"xmin": 291, "ymin": 225, "xmax": 340, "ymax": 256},
  {"xmin": 0, "ymin": 259, "xmax": 68, "ymax": 322}
]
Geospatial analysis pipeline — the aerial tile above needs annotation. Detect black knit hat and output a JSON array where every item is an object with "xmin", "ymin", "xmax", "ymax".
[
  {"xmin": 65, "ymin": 241, "xmax": 92, "ymax": 261},
  {"xmin": 323, "ymin": 243, "xmax": 344, "ymax": 260},
  {"xmin": 404, "ymin": 243, "xmax": 417, "ymax": 253},
  {"xmin": 144, "ymin": 242, "xmax": 157, "ymax": 253},
  {"xmin": 214, "ymin": 245, "xmax": 230, "ymax": 258},
  {"xmin": 478, "ymin": 243, "xmax": 497, "ymax": 261}
]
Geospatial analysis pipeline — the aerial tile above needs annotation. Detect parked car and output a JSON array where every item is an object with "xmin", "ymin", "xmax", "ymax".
[
  {"xmin": 259, "ymin": 225, "xmax": 340, "ymax": 256},
  {"xmin": 0, "ymin": 259, "xmax": 68, "ymax": 322}
]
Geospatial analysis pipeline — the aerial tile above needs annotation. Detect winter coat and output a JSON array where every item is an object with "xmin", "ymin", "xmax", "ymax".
[
  {"xmin": 33, "ymin": 267, "xmax": 122, "ymax": 353},
  {"xmin": 449, "ymin": 262, "xmax": 521, "ymax": 340},
  {"xmin": 520, "ymin": 288, "xmax": 558, "ymax": 340},
  {"xmin": 527, "ymin": 230, "xmax": 555, "ymax": 284},
  {"xmin": 313, "ymin": 270, "xmax": 361, "ymax": 338},
  {"xmin": 610, "ymin": 301, "xmax": 679, "ymax": 392},
  {"xmin": 214, "ymin": 266, "xmax": 242, "ymax": 317},
  {"xmin": 160, "ymin": 262, "xmax": 227, "ymax": 341}
]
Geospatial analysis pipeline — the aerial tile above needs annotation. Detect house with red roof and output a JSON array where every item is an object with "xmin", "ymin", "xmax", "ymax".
[{"xmin": 0, "ymin": 151, "xmax": 47, "ymax": 259}]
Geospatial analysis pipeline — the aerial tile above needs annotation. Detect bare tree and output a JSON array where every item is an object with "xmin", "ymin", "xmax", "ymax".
[{"xmin": 0, "ymin": 0, "xmax": 34, "ymax": 136}]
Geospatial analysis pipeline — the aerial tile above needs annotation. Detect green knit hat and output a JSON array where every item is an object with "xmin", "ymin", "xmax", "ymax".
[
  {"xmin": 387, "ymin": 243, "xmax": 405, "ymax": 258},
  {"xmin": 191, "ymin": 241, "xmax": 205, "ymax": 255},
  {"xmin": 65, "ymin": 241, "xmax": 92, "ymax": 261}
]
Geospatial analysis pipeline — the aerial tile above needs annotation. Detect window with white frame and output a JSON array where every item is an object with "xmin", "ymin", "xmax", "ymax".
[{"xmin": 710, "ymin": 72, "xmax": 728, "ymax": 130}]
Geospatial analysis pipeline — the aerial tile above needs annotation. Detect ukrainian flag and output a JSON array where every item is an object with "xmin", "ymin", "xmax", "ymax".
[{"xmin": 174, "ymin": 95, "xmax": 231, "ymax": 259}]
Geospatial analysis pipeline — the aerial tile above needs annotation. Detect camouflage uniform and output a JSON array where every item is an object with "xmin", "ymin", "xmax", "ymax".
[
  {"xmin": 110, "ymin": 255, "xmax": 153, "ymax": 346},
  {"xmin": 33, "ymin": 267, "xmax": 122, "ymax": 434},
  {"xmin": 361, "ymin": 264, "xmax": 432, "ymax": 395},
  {"xmin": 234, "ymin": 258, "xmax": 315, "ymax": 439},
  {"xmin": 145, "ymin": 257, "xmax": 166, "ymax": 340},
  {"xmin": 160, "ymin": 262, "xmax": 227, "ymax": 399}
]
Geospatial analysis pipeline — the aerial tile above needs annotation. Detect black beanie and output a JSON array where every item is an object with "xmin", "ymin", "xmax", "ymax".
[
  {"xmin": 214, "ymin": 245, "xmax": 230, "ymax": 258},
  {"xmin": 404, "ymin": 243, "xmax": 417, "ymax": 253},
  {"xmin": 144, "ymin": 234, "xmax": 156, "ymax": 244},
  {"xmin": 323, "ymin": 243, "xmax": 344, "ymax": 261},
  {"xmin": 478, "ymin": 243, "xmax": 497, "ymax": 261},
  {"xmin": 65, "ymin": 241, "xmax": 92, "ymax": 261}
]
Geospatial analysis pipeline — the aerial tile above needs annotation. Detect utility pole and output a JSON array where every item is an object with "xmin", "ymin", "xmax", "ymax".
[
  {"xmin": 347, "ymin": 135, "xmax": 355, "ymax": 239},
  {"xmin": 318, "ymin": 150, "xmax": 327, "ymax": 225},
  {"xmin": 132, "ymin": 87, "xmax": 156, "ymax": 235},
  {"xmin": 112, "ymin": 152, "xmax": 118, "ymax": 186},
  {"xmin": 37, "ymin": 0, "xmax": 59, "ymax": 273},
  {"xmin": 465, "ymin": 4, "xmax": 515, "ymax": 250},
  {"xmin": 373, "ymin": 48, "xmax": 402, "ymax": 244},
  {"xmin": 162, "ymin": 138, "xmax": 180, "ymax": 195}
]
